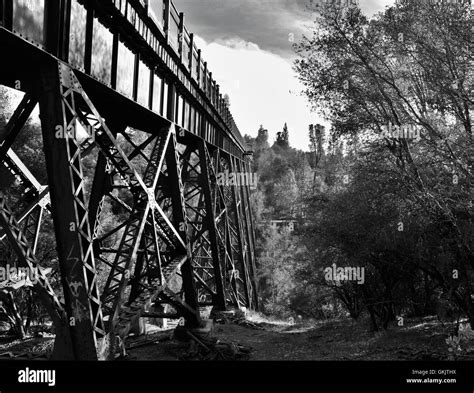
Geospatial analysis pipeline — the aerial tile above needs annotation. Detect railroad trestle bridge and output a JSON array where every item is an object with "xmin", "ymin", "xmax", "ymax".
[{"xmin": 0, "ymin": 0, "xmax": 258, "ymax": 360}]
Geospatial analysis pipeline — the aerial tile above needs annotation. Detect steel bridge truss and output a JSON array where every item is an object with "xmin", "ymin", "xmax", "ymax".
[
  {"xmin": 0, "ymin": 0, "xmax": 258, "ymax": 360},
  {"xmin": 0, "ymin": 61, "xmax": 258, "ymax": 360}
]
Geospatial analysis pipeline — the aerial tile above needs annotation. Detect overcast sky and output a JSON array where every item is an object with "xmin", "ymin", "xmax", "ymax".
[{"xmin": 172, "ymin": 0, "xmax": 395, "ymax": 150}]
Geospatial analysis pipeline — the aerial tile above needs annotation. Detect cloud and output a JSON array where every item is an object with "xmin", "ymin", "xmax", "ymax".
[
  {"xmin": 173, "ymin": 0, "xmax": 310, "ymax": 58},
  {"xmin": 172, "ymin": 0, "xmax": 395, "ymax": 59},
  {"xmin": 360, "ymin": 0, "xmax": 395, "ymax": 15},
  {"xmin": 195, "ymin": 36, "xmax": 327, "ymax": 150},
  {"xmin": 166, "ymin": 0, "xmax": 395, "ymax": 150}
]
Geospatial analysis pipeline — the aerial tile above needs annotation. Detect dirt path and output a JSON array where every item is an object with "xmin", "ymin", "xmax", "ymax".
[
  {"xmin": 127, "ymin": 315, "xmax": 474, "ymax": 361},
  {"xmin": 1, "ymin": 314, "xmax": 472, "ymax": 361}
]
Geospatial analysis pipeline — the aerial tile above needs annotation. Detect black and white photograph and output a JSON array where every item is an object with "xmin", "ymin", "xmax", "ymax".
[{"xmin": 0, "ymin": 0, "xmax": 473, "ymax": 390}]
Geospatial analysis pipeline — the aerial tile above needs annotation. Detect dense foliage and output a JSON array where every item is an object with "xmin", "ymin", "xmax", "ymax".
[{"xmin": 248, "ymin": 0, "xmax": 473, "ymax": 331}]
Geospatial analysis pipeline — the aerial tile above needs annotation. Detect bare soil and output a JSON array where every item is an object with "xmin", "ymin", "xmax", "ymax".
[
  {"xmin": 126, "ymin": 315, "xmax": 474, "ymax": 361},
  {"xmin": 1, "ymin": 315, "xmax": 473, "ymax": 361}
]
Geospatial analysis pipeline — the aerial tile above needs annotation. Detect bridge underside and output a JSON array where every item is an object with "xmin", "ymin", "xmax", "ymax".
[{"xmin": 0, "ymin": 27, "xmax": 258, "ymax": 360}]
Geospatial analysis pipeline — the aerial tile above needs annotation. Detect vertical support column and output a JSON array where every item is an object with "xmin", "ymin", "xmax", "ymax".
[
  {"xmin": 165, "ymin": 81, "xmax": 199, "ymax": 323},
  {"xmin": 166, "ymin": 129, "xmax": 200, "ymax": 327},
  {"xmin": 60, "ymin": 0, "xmax": 71, "ymax": 61},
  {"xmin": 167, "ymin": 82, "xmax": 176, "ymax": 123},
  {"xmin": 1, "ymin": 0, "xmax": 13, "ymax": 30},
  {"xmin": 180, "ymin": 98, "xmax": 185, "ymax": 128},
  {"xmin": 148, "ymin": 66, "xmax": 155, "ymax": 110},
  {"xmin": 203, "ymin": 62, "xmax": 207, "ymax": 95},
  {"xmin": 223, "ymin": 201, "xmax": 240, "ymax": 307},
  {"xmin": 38, "ymin": 60, "xmax": 104, "ymax": 360},
  {"xmin": 239, "ymin": 158, "xmax": 259, "ymax": 309},
  {"xmin": 211, "ymin": 148, "xmax": 238, "ymax": 307},
  {"xmin": 199, "ymin": 140, "xmax": 226, "ymax": 310},
  {"xmin": 242, "ymin": 158, "xmax": 259, "ymax": 309},
  {"xmin": 196, "ymin": 49, "xmax": 201, "ymax": 88},
  {"xmin": 230, "ymin": 156, "xmax": 252, "ymax": 307},
  {"xmin": 133, "ymin": 53, "xmax": 140, "ymax": 102},
  {"xmin": 189, "ymin": 33, "xmax": 194, "ymax": 72},
  {"xmin": 111, "ymin": 32, "xmax": 119, "ymax": 89},
  {"xmin": 178, "ymin": 12, "xmax": 184, "ymax": 62},
  {"xmin": 208, "ymin": 72, "xmax": 213, "ymax": 101},
  {"xmin": 160, "ymin": 77, "xmax": 166, "ymax": 117},
  {"xmin": 163, "ymin": 0, "xmax": 170, "ymax": 45},
  {"xmin": 212, "ymin": 81, "xmax": 217, "ymax": 106},
  {"xmin": 84, "ymin": 0, "xmax": 94, "ymax": 74},
  {"xmin": 44, "ymin": 0, "xmax": 62, "ymax": 56},
  {"xmin": 216, "ymin": 152, "xmax": 241, "ymax": 307}
]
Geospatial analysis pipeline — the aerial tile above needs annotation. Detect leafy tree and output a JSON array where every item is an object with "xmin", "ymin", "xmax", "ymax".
[
  {"xmin": 308, "ymin": 124, "xmax": 325, "ymax": 169},
  {"xmin": 275, "ymin": 123, "xmax": 290, "ymax": 149},
  {"xmin": 273, "ymin": 169, "xmax": 299, "ymax": 218},
  {"xmin": 255, "ymin": 125, "xmax": 270, "ymax": 151},
  {"xmin": 294, "ymin": 0, "xmax": 474, "ymax": 328},
  {"xmin": 257, "ymin": 227, "xmax": 300, "ymax": 316}
]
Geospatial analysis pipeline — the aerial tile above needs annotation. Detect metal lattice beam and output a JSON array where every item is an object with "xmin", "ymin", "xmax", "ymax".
[{"xmin": 0, "ymin": 4, "xmax": 259, "ymax": 356}]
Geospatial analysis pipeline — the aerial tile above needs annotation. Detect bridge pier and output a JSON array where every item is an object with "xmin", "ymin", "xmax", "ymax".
[{"xmin": 38, "ymin": 59, "xmax": 106, "ymax": 360}]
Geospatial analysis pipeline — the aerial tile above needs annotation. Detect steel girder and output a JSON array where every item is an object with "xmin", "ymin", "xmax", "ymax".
[
  {"xmin": 0, "ymin": 93, "xmax": 36, "ymax": 161},
  {"xmin": 173, "ymin": 140, "xmax": 258, "ymax": 311},
  {"xmin": 0, "ymin": 196, "xmax": 65, "ymax": 324},
  {"xmin": 178, "ymin": 140, "xmax": 227, "ymax": 310},
  {"xmin": 37, "ymin": 60, "xmax": 107, "ymax": 360},
  {"xmin": 211, "ymin": 150, "xmax": 258, "ymax": 309},
  {"xmin": 232, "ymin": 157, "xmax": 259, "ymax": 310},
  {"xmin": 42, "ymin": 62, "xmax": 201, "ymax": 348},
  {"xmin": 0, "ymin": 58, "xmax": 257, "ymax": 359}
]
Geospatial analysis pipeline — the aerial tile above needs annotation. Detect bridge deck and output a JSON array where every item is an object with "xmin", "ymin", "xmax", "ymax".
[{"xmin": 0, "ymin": 0, "xmax": 246, "ymax": 158}]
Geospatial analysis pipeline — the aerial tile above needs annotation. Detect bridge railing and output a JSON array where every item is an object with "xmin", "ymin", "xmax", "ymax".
[{"xmin": 1, "ymin": 0, "xmax": 246, "ymax": 158}]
